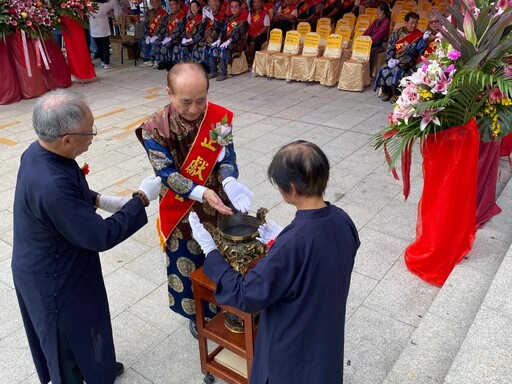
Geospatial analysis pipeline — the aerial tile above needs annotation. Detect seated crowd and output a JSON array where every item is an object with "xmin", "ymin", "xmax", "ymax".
[{"xmin": 132, "ymin": 0, "xmax": 446, "ymax": 91}]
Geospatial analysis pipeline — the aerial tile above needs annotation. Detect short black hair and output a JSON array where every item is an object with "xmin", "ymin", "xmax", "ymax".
[
  {"xmin": 405, "ymin": 11, "xmax": 420, "ymax": 21},
  {"xmin": 268, "ymin": 140, "xmax": 330, "ymax": 198}
]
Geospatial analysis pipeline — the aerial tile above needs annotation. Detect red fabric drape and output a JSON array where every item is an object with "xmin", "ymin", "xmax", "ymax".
[
  {"xmin": 9, "ymin": 32, "xmax": 47, "ymax": 100},
  {"xmin": 0, "ymin": 34, "xmax": 21, "ymax": 105},
  {"xmin": 60, "ymin": 16, "xmax": 96, "ymax": 81},
  {"xmin": 501, "ymin": 133, "xmax": 512, "ymax": 159},
  {"xmin": 476, "ymin": 140, "xmax": 501, "ymax": 229},
  {"xmin": 42, "ymin": 37, "xmax": 72, "ymax": 90},
  {"xmin": 405, "ymin": 118, "xmax": 479, "ymax": 287}
]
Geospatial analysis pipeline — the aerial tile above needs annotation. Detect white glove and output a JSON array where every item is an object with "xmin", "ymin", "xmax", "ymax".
[
  {"xmin": 256, "ymin": 219, "xmax": 283, "ymax": 245},
  {"xmin": 145, "ymin": 36, "xmax": 151, "ymax": 44},
  {"xmin": 222, "ymin": 177, "xmax": 253, "ymax": 213},
  {"xmin": 137, "ymin": 175, "xmax": 162, "ymax": 201},
  {"xmin": 150, "ymin": 35, "xmax": 158, "ymax": 43},
  {"xmin": 423, "ymin": 30, "xmax": 431, "ymax": 40},
  {"xmin": 98, "ymin": 195, "xmax": 130, "ymax": 213},
  {"xmin": 388, "ymin": 58, "xmax": 399, "ymax": 68},
  {"xmin": 220, "ymin": 39, "xmax": 232, "ymax": 49},
  {"xmin": 162, "ymin": 37, "xmax": 172, "ymax": 45},
  {"xmin": 203, "ymin": 7, "xmax": 214, "ymax": 20},
  {"xmin": 189, "ymin": 212, "xmax": 218, "ymax": 255},
  {"xmin": 211, "ymin": 39, "xmax": 221, "ymax": 47}
]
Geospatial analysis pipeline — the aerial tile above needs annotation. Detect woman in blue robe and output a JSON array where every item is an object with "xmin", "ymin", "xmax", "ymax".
[{"xmin": 190, "ymin": 140, "xmax": 360, "ymax": 383}]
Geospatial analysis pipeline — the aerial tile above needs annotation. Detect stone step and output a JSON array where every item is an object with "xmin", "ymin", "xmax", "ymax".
[
  {"xmin": 383, "ymin": 161, "xmax": 512, "ymax": 384},
  {"xmin": 443, "ymin": 241, "xmax": 512, "ymax": 383}
]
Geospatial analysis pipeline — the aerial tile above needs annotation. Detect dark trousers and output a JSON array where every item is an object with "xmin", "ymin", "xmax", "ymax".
[
  {"xmin": 94, "ymin": 36, "xmax": 111, "ymax": 65},
  {"xmin": 57, "ymin": 323, "xmax": 84, "ymax": 384}
]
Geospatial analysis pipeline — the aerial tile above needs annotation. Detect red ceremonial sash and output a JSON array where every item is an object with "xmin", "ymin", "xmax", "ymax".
[
  {"xmin": 298, "ymin": 0, "xmax": 315, "ymax": 15},
  {"xmin": 149, "ymin": 9, "xmax": 167, "ymax": 35},
  {"xmin": 248, "ymin": 10, "xmax": 267, "ymax": 36},
  {"xmin": 168, "ymin": 10, "xmax": 185, "ymax": 34},
  {"xmin": 395, "ymin": 29, "xmax": 423, "ymax": 53},
  {"xmin": 186, "ymin": 14, "xmax": 203, "ymax": 36},
  {"xmin": 324, "ymin": 0, "xmax": 336, "ymax": 9},
  {"xmin": 158, "ymin": 103, "xmax": 234, "ymax": 240},
  {"xmin": 226, "ymin": 14, "xmax": 246, "ymax": 35},
  {"xmin": 279, "ymin": 5, "xmax": 297, "ymax": 15}
]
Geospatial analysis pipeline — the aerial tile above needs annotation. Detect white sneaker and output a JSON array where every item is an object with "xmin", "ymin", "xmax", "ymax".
[
  {"xmin": 101, "ymin": 61, "xmax": 105, "ymax": 67},
  {"xmin": 153, "ymin": 62, "xmax": 159, "ymax": 69},
  {"xmin": 141, "ymin": 61, "xmax": 154, "ymax": 68},
  {"xmin": 103, "ymin": 64, "xmax": 112, "ymax": 69}
]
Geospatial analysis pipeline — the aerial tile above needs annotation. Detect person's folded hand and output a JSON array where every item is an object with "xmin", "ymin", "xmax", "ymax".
[
  {"xmin": 423, "ymin": 30, "xmax": 431, "ymax": 40},
  {"xmin": 189, "ymin": 212, "xmax": 218, "ymax": 255},
  {"xmin": 137, "ymin": 174, "xmax": 162, "ymax": 202},
  {"xmin": 388, "ymin": 58, "xmax": 398, "ymax": 68},
  {"xmin": 145, "ymin": 36, "xmax": 151, "ymax": 44},
  {"xmin": 222, "ymin": 177, "xmax": 253, "ymax": 213},
  {"xmin": 162, "ymin": 37, "xmax": 172, "ymax": 45},
  {"xmin": 256, "ymin": 219, "xmax": 283, "ymax": 245},
  {"xmin": 211, "ymin": 39, "xmax": 221, "ymax": 47},
  {"xmin": 150, "ymin": 35, "xmax": 158, "ymax": 43}
]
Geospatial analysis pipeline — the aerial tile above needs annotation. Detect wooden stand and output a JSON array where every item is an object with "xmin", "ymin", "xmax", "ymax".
[{"xmin": 190, "ymin": 267, "xmax": 257, "ymax": 384}]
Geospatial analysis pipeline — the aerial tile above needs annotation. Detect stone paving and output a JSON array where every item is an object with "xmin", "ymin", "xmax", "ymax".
[{"xmin": 0, "ymin": 59, "xmax": 510, "ymax": 384}]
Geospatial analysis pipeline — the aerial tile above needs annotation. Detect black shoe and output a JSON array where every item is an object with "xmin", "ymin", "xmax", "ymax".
[
  {"xmin": 189, "ymin": 319, "xmax": 198, "ymax": 339},
  {"xmin": 157, "ymin": 62, "xmax": 167, "ymax": 70},
  {"xmin": 116, "ymin": 362, "xmax": 124, "ymax": 377}
]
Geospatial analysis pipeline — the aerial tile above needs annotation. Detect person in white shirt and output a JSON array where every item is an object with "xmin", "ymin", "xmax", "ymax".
[{"xmin": 89, "ymin": 0, "xmax": 123, "ymax": 69}]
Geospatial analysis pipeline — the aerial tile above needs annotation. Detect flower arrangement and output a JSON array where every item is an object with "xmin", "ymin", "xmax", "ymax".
[
  {"xmin": 372, "ymin": 0, "xmax": 512, "ymax": 172},
  {"xmin": 50, "ymin": 0, "xmax": 98, "ymax": 26},
  {"xmin": 210, "ymin": 114, "xmax": 233, "ymax": 147},
  {"xmin": 0, "ymin": 0, "xmax": 57, "ymax": 38},
  {"xmin": 81, "ymin": 162, "xmax": 90, "ymax": 176}
]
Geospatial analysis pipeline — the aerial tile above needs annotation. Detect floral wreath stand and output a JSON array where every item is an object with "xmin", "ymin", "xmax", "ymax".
[{"xmin": 404, "ymin": 119, "xmax": 479, "ymax": 287}]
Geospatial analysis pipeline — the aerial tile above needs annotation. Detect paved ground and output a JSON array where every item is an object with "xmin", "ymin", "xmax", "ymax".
[{"xmin": 0, "ymin": 58, "xmax": 510, "ymax": 383}]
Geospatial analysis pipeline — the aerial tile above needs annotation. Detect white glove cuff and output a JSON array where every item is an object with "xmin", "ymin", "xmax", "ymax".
[
  {"xmin": 189, "ymin": 185, "xmax": 208, "ymax": 202},
  {"xmin": 222, "ymin": 176, "xmax": 236, "ymax": 188}
]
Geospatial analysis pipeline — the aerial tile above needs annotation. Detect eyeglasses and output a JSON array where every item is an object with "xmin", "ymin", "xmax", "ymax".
[
  {"xmin": 58, "ymin": 125, "xmax": 97, "ymax": 137},
  {"xmin": 429, "ymin": 20, "xmax": 439, "ymax": 23}
]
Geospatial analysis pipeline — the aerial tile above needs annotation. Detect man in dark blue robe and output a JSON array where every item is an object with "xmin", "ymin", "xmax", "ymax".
[
  {"xmin": 12, "ymin": 90, "xmax": 162, "ymax": 384},
  {"xmin": 190, "ymin": 140, "xmax": 360, "ymax": 383}
]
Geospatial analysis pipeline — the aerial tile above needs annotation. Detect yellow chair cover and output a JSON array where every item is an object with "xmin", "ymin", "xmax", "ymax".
[
  {"xmin": 288, "ymin": 32, "xmax": 321, "ymax": 81},
  {"xmin": 419, "ymin": 2, "xmax": 431, "ymax": 12},
  {"xmin": 338, "ymin": 36, "xmax": 372, "ymax": 91},
  {"xmin": 418, "ymin": 17, "xmax": 429, "ymax": 31},
  {"xmin": 228, "ymin": 51, "xmax": 249, "ymax": 75},
  {"xmin": 335, "ymin": 18, "xmax": 352, "ymax": 31},
  {"xmin": 336, "ymin": 25, "xmax": 353, "ymax": 48},
  {"xmin": 342, "ymin": 13, "xmax": 356, "ymax": 29},
  {"xmin": 309, "ymin": 34, "xmax": 344, "ymax": 86},
  {"xmin": 353, "ymin": 26, "xmax": 367, "ymax": 39},
  {"xmin": 269, "ymin": 30, "xmax": 300, "ymax": 79},
  {"xmin": 393, "ymin": 9, "xmax": 408, "ymax": 22},
  {"xmin": 404, "ymin": 2, "xmax": 417, "ymax": 10},
  {"xmin": 364, "ymin": 7, "xmax": 378, "ymax": 19},
  {"xmin": 316, "ymin": 17, "xmax": 332, "ymax": 32},
  {"xmin": 317, "ymin": 24, "xmax": 332, "ymax": 47},
  {"xmin": 296, "ymin": 22, "xmax": 311, "ymax": 44},
  {"xmin": 356, "ymin": 14, "xmax": 371, "ymax": 26},
  {"xmin": 393, "ymin": 0, "xmax": 404, "ymax": 8},
  {"xmin": 252, "ymin": 28, "xmax": 283, "ymax": 77}
]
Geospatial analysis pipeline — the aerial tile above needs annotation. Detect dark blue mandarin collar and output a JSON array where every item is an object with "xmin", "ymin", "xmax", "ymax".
[{"xmin": 295, "ymin": 202, "xmax": 333, "ymax": 220}]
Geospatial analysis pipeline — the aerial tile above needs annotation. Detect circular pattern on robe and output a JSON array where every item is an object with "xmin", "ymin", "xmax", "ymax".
[
  {"xmin": 166, "ymin": 254, "xmax": 170, "ymax": 267},
  {"xmin": 168, "ymin": 274, "xmax": 184, "ymax": 293},
  {"xmin": 168, "ymin": 292, "xmax": 175, "ymax": 307},
  {"xmin": 171, "ymin": 227, "xmax": 184, "ymax": 239},
  {"xmin": 204, "ymin": 222, "xmax": 216, "ymax": 234},
  {"xmin": 182, "ymin": 298, "xmax": 196, "ymax": 315},
  {"xmin": 168, "ymin": 237, "xmax": 179, "ymax": 252},
  {"xmin": 187, "ymin": 239, "xmax": 203, "ymax": 255},
  {"xmin": 209, "ymin": 303, "xmax": 218, "ymax": 314},
  {"xmin": 176, "ymin": 257, "xmax": 196, "ymax": 277},
  {"xmin": 203, "ymin": 201, "xmax": 216, "ymax": 216}
]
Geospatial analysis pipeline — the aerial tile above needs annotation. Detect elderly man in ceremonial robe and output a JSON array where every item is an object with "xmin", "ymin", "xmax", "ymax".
[
  {"xmin": 141, "ymin": 0, "xmax": 169, "ymax": 68},
  {"xmin": 207, "ymin": 0, "xmax": 249, "ymax": 81},
  {"xmin": 155, "ymin": 0, "xmax": 187, "ymax": 70},
  {"xmin": 12, "ymin": 89, "xmax": 162, "ymax": 384},
  {"xmin": 374, "ymin": 11, "xmax": 427, "ymax": 102},
  {"xmin": 136, "ymin": 62, "xmax": 253, "ymax": 338}
]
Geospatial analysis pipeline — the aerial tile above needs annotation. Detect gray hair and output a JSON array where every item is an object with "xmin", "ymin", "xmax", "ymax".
[{"xmin": 33, "ymin": 89, "xmax": 90, "ymax": 142}]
